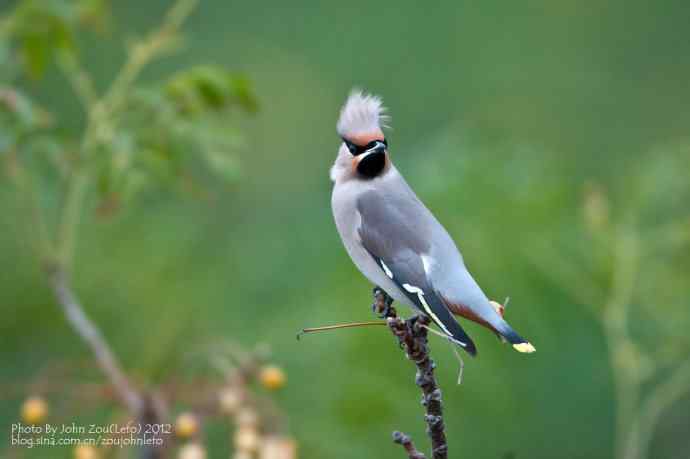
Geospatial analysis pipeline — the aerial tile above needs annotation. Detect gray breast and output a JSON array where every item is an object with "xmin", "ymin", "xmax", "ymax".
[{"xmin": 331, "ymin": 174, "xmax": 417, "ymax": 308}]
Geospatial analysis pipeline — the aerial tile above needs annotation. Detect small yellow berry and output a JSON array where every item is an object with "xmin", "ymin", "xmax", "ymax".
[
  {"xmin": 234, "ymin": 427, "xmax": 260, "ymax": 453},
  {"xmin": 178, "ymin": 443, "xmax": 207, "ymax": 459},
  {"xmin": 235, "ymin": 408, "xmax": 259, "ymax": 428},
  {"xmin": 218, "ymin": 387, "xmax": 243, "ymax": 414},
  {"xmin": 583, "ymin": 182, "xmax": 609, "ymax": 233},
  {"xmin": 260, "ymin": 435, "xmax": 297, "ymax": 459},
  {"xmin": 175, "ymin": 412, "xmax": 199, "ymax": 439},
  {"xmin": 74, "ymin": 444, "xmax": 99, "ymax": 459},
  {"xmin": 21, "ymin": 396, "xmax": 48, "ymax": 424},
  {"xmin": 259, "ymin": 365, "xmax": 286, "ymax": 390}
]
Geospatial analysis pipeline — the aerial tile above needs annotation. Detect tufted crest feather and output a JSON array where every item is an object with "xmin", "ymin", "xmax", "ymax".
[{"xmin": 336, "ymin": 89, "xmax": 390, "ymax": 138}]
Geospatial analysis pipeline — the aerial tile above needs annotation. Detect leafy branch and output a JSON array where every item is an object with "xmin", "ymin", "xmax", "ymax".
[{"xmin": 1, "ymin": 2, "xmax": 256, "ymax": 456}]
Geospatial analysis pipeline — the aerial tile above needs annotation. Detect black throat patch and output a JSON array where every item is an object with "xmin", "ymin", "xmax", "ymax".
[{"xmin": 356, "ymin": 152, "xmax": 387, "ymax": 178}]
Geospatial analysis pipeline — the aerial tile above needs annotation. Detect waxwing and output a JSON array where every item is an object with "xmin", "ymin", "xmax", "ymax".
[{"xmin": 330, "ymin": 90, "xmax": 535, "ymax": 356}]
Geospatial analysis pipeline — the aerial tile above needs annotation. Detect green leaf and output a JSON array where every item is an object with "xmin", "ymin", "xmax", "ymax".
[
  {"xmin": 165, "ymin": 66, "xmax": 257, "ymax": 115},
  {"xmin": 21, "ymin": 34, "xmax": 49, "ymax": 79},
  {"xmin": 5, "ymin": 0, "xmax": 78, "ymax": 79},
  {"xmin": 227, "ymin": 74, "xmax": 258, "ymax": 113},
  {"xmin": 76, "ymin": 0, "xmax": 112, "ymax": 33},
  {"xmin": 202, "ymin": 149, "xmax": 241, "ymax": 183}
]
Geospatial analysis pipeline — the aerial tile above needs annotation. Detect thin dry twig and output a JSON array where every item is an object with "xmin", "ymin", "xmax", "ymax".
[{"xmin": 297, "ymin": 320, "xmax": 386, "ymax": 339}]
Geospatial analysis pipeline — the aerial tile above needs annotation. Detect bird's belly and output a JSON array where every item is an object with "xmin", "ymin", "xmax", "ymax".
[{"xmin": 332, "ymin": 182, "xmax": 416, "ymax": 312}]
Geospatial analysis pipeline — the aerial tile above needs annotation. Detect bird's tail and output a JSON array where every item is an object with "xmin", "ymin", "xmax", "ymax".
[{"xmin": 494, "ymin": 320, "xmax": 536, "ymax": 354}]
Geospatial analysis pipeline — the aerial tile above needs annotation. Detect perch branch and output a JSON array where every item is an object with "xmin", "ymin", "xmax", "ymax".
[{"xmin": 373, "ymin": 288, "xmax": 448, "ymax": 459}]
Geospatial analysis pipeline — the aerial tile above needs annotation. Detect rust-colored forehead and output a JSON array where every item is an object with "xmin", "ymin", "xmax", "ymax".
[{"xmin": 345, "ymin": 129, "xmax": 385, "ymax": 146}]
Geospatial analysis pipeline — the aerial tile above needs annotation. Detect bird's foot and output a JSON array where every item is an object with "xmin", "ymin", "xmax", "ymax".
[
  {"xmin": 406, "ymin": 314, "xmax": 430, "ymax": 336},
  {"xmin": 372, "ymin": 286, "xmax": 395, "ymax": 318}
]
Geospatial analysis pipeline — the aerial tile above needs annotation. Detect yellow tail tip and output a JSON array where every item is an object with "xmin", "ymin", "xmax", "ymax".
[{"xmin": 513, "ymin": 342, "xmax": 536, "ymax": 353}]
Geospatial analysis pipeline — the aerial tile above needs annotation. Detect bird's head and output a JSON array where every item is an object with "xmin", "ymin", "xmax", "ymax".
[{"xmin": 331, "ymin": 90, "xmax": 390, "ymax": 182}]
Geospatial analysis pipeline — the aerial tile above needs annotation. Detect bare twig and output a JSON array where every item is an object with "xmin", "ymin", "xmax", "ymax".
[
  {"xmin": 47, "ymin": 267, "xmax": 143, "ymax": 414},
  {"xmin": 374, "ymin": 288, "xmax": 449, "ymax": 459},
  {"xmin": 393, "ymin": 431, "xmax": 427, "ymax": 459},
  {"xmin": 297, "ymin": 320, "xmax": 386, "ymax": 339}
]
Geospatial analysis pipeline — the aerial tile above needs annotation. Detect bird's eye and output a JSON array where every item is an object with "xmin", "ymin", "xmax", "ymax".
[
  {"xmin": 364, "ymin": 139, "xmax": 388, "ymax": 150},
  {"xmin": 343, "ymin": 139, "xmax": 358, "ymax": 155},
  {"xmin": 341, "ymin": 138, "xmax": 387, "ymax": 156}
]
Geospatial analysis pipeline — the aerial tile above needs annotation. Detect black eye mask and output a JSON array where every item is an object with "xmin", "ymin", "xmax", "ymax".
[{"xmin": 342, "ymin": 138, "xmax": 388, "ymax": 156}]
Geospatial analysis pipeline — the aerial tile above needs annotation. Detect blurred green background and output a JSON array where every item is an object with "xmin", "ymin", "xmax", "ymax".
[{"xmin": 2, "ymin": 1, "xmax": 690, "ymax": 458}]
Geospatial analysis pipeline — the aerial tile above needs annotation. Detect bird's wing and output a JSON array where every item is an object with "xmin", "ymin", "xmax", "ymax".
[{"xmin": 356, "ymin": 189, "xmax": 477, "ymax": 354}]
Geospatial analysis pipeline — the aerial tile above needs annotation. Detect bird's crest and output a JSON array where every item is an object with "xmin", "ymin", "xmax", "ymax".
[{"xmin": 336, "ymin": 89, "xmax": 390, "ymax": 138}]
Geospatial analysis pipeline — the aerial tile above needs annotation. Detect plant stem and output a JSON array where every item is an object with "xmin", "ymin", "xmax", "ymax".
[{"xmin": 56, "ymin": 171, "xmax": 89, "ymax": 272}]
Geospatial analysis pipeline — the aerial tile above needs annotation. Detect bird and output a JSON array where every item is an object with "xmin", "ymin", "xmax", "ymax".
[{"xmin": 330, "ymin": 90, "xmax": 535, "ymax": 356}]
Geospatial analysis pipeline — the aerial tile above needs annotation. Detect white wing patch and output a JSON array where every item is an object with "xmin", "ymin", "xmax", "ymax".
[
  {"xmin": 402, "ymin": 283, "xmax": 466, "ymax": 347},
  {"xmin": 380, "ymin": 260, "xmax": 394, "ymax": 279},
  {"xmin": 421, "ymin": 255, "xmax": 433, "ymax": 274}
]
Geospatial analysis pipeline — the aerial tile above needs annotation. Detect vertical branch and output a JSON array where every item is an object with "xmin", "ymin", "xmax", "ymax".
[{"xmin": 374, "ymin": 289, "xmax": 449, "ymax": 459}]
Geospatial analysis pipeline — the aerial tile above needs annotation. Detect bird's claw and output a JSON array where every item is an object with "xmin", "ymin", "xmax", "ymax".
[
  {"xmin": 372, "ymin": 286, "xmax": 394, "ymax": 318},
  {"xmin": 377, "ymin": 303, "xmax": 394, "ymax": 319}
]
